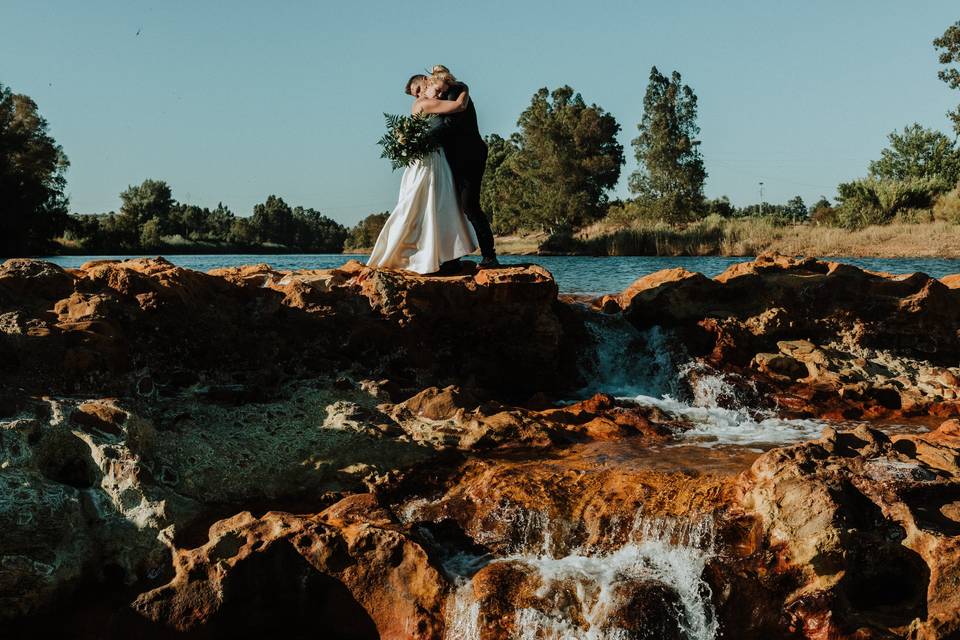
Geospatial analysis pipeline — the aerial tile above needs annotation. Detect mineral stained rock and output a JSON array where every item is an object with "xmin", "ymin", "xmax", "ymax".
[{"xmin": 3, "ymin": 254, "xmax": 960, "ymax": 639}]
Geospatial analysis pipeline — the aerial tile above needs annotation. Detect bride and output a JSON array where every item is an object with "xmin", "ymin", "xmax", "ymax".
[{"xmin": 366, "ymin": 70, "xmax": 479, "ymax": 275}]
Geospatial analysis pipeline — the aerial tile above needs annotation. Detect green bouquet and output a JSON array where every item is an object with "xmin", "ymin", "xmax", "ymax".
[{"xmin": 377, "ymin": 113, "xmax": 439, "ymax": 170}]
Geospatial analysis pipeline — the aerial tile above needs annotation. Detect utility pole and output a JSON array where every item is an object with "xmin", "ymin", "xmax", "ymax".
[{"xmin": 759, "ymin": 182, "xmax": 764, "ymax": 216}]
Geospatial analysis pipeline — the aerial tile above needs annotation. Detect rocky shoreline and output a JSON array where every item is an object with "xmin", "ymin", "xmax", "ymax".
[{"xmin": 2, "ymin": 254, "xmax": 960, "ymax": 639}]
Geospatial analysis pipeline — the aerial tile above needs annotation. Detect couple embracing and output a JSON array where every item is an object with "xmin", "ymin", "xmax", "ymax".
[{"xmin": 367, "ymin": 65, "xmax": 500, "ymax": 274}]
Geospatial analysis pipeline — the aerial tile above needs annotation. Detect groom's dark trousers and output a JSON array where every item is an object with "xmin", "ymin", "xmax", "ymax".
[{"xmin": 430, "ymin": 83, "xmax": 497, "ymax": 259}]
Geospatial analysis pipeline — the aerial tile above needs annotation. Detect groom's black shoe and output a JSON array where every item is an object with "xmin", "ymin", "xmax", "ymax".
[{"xmin": 479, "ymin": 256, "xmax": 500, "ymax": 269}]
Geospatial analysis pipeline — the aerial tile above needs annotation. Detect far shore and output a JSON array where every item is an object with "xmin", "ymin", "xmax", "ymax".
[{"xmin": 36, "ymin": 220, "xmax": 960, "ymax": 259}]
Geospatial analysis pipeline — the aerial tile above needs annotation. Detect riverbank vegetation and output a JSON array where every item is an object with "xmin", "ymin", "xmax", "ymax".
[
  {"xmin": 531, "ymin": 216, "xmax": 960, "ymax": 258},
  {"xmin": 3, "ymin": 20, "xmax": 960, "ymax": 258}
]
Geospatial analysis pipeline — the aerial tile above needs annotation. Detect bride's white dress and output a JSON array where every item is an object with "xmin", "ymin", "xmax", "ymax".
[{"xmin": 367, "ymin": 148, "xmax": 478, "ymax": 274}]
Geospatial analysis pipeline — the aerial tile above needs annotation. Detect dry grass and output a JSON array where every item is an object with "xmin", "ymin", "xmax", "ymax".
[
  {"xmin": 571, "ymin": 218, "xmax": 960, "ymax": 257},
  {"xmin": 494, "ymin": 232, "xmax": 547, "ymax": 255}
]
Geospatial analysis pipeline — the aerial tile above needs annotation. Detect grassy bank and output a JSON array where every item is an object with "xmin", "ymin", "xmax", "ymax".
[
  {"xmin": 540, "ymin": 217, "xmax": 960, "ymax": 258},
  {"xmin": 48, "ymin": 218, "xmax": 960, "ymax": 259}
]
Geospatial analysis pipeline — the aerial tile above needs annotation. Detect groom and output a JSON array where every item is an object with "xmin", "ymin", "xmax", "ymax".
[{"xmin": 406, "ymin": 73, "xmax": 499, "ymax": 269}]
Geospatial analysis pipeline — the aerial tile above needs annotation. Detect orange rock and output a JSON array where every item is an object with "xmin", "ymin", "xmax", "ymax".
[
  {"xmin": 940, "ymin": 273, "xmax": 960, "ymax": 289},
  {"xmin": 134, "ymin": 506, "xmax": 447, "ymax": 639}
]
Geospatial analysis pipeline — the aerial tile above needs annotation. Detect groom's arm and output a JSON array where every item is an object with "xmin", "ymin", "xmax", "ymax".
[{"xmin": 426, "ymin": 82, "xmax": 469, "ymax": 141}]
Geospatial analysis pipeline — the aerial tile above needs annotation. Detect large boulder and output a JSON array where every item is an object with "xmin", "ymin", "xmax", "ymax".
[
  {"xmin": 617, "ymin": 253, "xmax": 960, "ymax": 419},
  {"xmin": 620, "ymin": 253, "xmax": 960, "ymax": 365},
  {"xmin": 737, "ymin": 423, "xmax": 960, "ymax": 639},
  {"xmin": 133, "ymin": 500, "xmax": 447, "ymax": 640},
  {"xmin": 0, "ymin": 259, "xmax": 574, "ymax": 400}
]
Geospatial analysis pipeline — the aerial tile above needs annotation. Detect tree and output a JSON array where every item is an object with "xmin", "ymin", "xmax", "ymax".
[
  {"xmin": 227, "ymin": 217, "xmax": 257, "ymax": 246},
  {"xmin": 120, "ymin": 179, "xmax": 174, "ymax": 228},
  {"xmin": 345, "ymin": 212, "xmax": 389, "ymax": 250},
  {"xmin": 934, "ymin": 20, "xmax": 960, "ymax": 136},
  {"xmin": 139, "ymin": 217, "xmax": 163, "ymax": 249},
  {"xmin": 785, "ymin": 195, "xmax": 807, "ymax": 221},
  {"xmin": 206, "ymin": 203, "xmax": 236, "ymax": 239},
  {"xmin": 0, "ymin": 82, "xmax": 70, "ymax": 256},
  {"xmin": 810, "ymin": 196, "xmax": 832, "ymax": 212},
  {"xmin": 809, "ymin": 197, "xmax": 837, "ymax": 226},
  {"xmin": 481, "ymin": 86, "xmax": 624, "ymax": 234},
  {"xmin": 291, "ymin": 206, "xmax": 347, "ymax": 252},
  {"xmin": 251, "ymin": 195, "xmax": 296, "ymax": 246},
  {"xmin": 704, "ymin": 196, "xmax": 734, "ymax": 218},
  {"xmin": 480, "ymin": 133, "xmax": 524, "ymax": 234},
  {"xmin": 868, "ymin": 124, "xmax": 960, "ymax": 185},
  {"xmin": 835, "ymin": 176, "xmax": 949, "ymax": 229},
  {"xmin": 629, "ymin": 67, "xmax": 706, "ymax": 222}
]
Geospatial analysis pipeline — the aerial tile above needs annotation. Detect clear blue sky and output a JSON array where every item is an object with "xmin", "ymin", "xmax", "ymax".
[{"xmin": 3, "ymin": 1, "xmax": 958, "ymax": 225}]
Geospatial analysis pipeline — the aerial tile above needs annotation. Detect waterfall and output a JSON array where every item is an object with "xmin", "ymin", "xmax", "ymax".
[
  {"xmin": 579, "ymin": 313, "xmax": 825, "ymax": 447},
  {"xmin": 578, "ymin": 314, "xmax": 684, "ymax": 399},
  {"xmin": 633, "ymin": 361, "xmax": 824, "ymax": 447},
  {"xmin": 443, "ymin": 511, "xmax": 718, "ymax": 640}
]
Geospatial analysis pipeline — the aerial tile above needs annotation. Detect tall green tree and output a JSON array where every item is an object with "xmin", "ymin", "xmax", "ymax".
[
  {"xmin": 934, "ymin": 20, "xmax": 960, "ymax": 136},
  {"xmin": 480, "ymin": 133, "xmax": 524, "ymax": 234},
  {"xmin": 251, "ymin": 195, "xmax": 296, "ymax": 246},
  {"xmin": 482, "ymin": 86, "xmax": 624, "ymax": 234},
  {"xmin": 868, "ymin": 124, "xmax": 960, "ymax": 185},
  {"xmin": 629, "ymin": 67, "xmax": 706, "ymax": 222},
  {"xmin": 0, "ymin": 82, "xmax": 70, "ymax": 256}
]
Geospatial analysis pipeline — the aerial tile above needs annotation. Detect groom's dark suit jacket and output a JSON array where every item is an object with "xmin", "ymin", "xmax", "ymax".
[
  {"xmin": 430, "ymin": 82, "xmax": 487, "ymax": 185},
  {"xmin": 428, "ymin": 82, "xmax": 496, "ymax": 258}
]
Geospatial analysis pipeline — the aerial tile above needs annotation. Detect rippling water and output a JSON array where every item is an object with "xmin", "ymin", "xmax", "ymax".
[{"xmin": 38, "ymin": 253, "xmax": 960, "ymax": 294}]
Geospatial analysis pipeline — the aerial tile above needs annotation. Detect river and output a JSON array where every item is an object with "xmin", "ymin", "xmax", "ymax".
[{"xmin": 38, "ymin": 253, "xmax": 960, "ymax": 295}]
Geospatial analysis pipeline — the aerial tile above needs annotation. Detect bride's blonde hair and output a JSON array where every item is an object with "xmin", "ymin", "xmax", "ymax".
[{"xmin": 429, "ymin": 64, "xmax": 456, "ymax": 85}]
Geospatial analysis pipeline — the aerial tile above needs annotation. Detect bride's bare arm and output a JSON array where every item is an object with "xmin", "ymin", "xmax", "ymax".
[{"xmin": 412, "ymin": 90, "xmax": 469, "ymax": 115}]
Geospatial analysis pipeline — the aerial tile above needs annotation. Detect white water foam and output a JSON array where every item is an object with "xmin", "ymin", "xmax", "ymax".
[
  {"xmin": 444, "ymin": 513, "xmax": 718, "ymax": 640},
  {"xmin": 629, "ymin": 362, "xmax": 824, "ymax": 447},
  {"xmin": 580, "ymin": 315, "xmax": 825, "ymax": 447}
]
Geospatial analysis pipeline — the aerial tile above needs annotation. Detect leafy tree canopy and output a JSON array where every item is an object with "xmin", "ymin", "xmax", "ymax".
[
  {"xmin": 868, "ymin": 123, "xmax": 960, "ymax": 185},
  {"xmin": 0, "ymin": 82, "xmax": 70, "ymax": 256},
  {"xmin": 629, "ymin": 67, "xmax": 707, "ymax": 222},
  {"xmin": 481, "ymin": 86, "xmax": 624, "ymax": 234},
  {"xmin": 934, "ymin": 20, "xmax": 960, "ymax": 136}
]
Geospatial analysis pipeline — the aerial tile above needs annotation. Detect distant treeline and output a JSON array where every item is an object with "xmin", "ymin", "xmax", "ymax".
[{"xmin": 58, "ymin": 179, "xmax": 387, "ymax": 254}]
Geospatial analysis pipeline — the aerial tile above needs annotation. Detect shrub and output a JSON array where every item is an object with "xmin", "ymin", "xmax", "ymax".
[
  {"xmin": 835, "ymin": 177, "xmax": 951, "ymax": 228},
  {"xmin": 933, "ymin": 187, "xmax": 960, "ymax": 223}
]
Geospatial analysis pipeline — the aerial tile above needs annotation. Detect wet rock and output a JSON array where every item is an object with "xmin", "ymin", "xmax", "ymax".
[
  {"xmin": 619, "ymin": 253, "xmax": 960, "ymax": 419},
  {"xmin": 752, "ymin": 352, "xmax": 807, "ymax": 381},
  {"xmin": 406, "ymin": 452, "xmax": 733, "ymax": 556},
  {"xmin": 386, "ymin": 389, "xmax": 684, "ymax": 450},
  {"xmin": 621, "ymin": 252, "xmax": 960, "ymax": 365}
]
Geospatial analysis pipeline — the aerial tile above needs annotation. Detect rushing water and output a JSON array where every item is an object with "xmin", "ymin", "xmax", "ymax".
[
  {"xmin": 422, "ymin": 316, "xmax": 838, "ymax": 640},
  {"xmin": 437, "ymin": 508, "xmax": 718, "ymax": 640},
  {"xmin": 38, "ymin": 253, "xmax": 960, "ymax": 295},
  {"xmin": 579, "ymin": 313, "xmax": 826, "ymax": 448}
]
